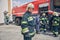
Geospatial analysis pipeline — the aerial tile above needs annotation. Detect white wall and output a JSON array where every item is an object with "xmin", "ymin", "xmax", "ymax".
[{"xmin": 0, "ymin": 0, "xmax": 8, "ymax": 23}]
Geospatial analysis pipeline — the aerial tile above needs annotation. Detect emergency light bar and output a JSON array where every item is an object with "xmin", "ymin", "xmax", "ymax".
[{"xmin": 39, "ymin": 3, "xmax": 49, "ymax": 8}]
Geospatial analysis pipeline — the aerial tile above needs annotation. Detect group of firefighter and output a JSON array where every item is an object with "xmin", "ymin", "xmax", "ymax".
[
  {"xmin": 21, "ymin": 3, "xmax": 60, "ymax": 40},
  {"xmin": 35, "ymin": 12, "xmax": 60, "ymax": 35}
]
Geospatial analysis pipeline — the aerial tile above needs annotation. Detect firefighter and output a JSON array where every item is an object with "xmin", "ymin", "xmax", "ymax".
[
  {"xmin": 4, "ymin": 11, "xmax": 9, "ymax": 25},
  {"xmin": 52, "ymin": 12, "xmax": 60, "ymax": 37},
  {"xmin": 40, "ymin": 13, "xmax": 49, "ymax": 33},
  {"xmin": 58, "ymin": 13, "xmax": 60, "ymax": 34},
  {"xmin": 21, "ymin": 3, "xmax": 35, "ymax": 40}
]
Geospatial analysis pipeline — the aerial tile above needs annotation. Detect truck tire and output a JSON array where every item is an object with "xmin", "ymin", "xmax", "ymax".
[{"xmin": 15, "ymin": 18, "xmax": 21, "ymax": 26}]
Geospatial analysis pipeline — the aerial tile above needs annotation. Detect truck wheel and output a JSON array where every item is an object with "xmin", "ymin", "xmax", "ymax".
[{"xmin": 15, "ymin": 18, "xmax": 21, "ymax": 26}]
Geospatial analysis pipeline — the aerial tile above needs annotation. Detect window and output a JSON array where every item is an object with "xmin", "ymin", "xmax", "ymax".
[{"xmin": 54, "ymin": 0, "xmax": 60, "ymax": 6}]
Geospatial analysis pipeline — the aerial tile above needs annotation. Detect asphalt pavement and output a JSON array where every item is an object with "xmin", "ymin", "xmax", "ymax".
[{"xmin": 0, "ymin": 24, "xmax": 60, "ymax": 40}]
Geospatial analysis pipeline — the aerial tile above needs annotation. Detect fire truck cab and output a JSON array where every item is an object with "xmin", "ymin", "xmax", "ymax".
[{"xmin": 12, "ymin": 0, "xmax": 60, "ymax": 25}]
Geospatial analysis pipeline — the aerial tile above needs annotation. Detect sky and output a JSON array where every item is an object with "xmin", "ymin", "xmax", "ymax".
[{"xmin": 12, "ymin": 0, "xmax": 35, "ymax": 7}]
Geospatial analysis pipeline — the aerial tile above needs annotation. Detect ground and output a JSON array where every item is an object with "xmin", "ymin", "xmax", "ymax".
[{"xmin": 0, "ymin": 24, "xmax": 60, "ymax": 40}]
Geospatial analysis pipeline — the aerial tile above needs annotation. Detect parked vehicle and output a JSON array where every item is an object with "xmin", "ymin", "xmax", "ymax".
[{"xmin": 12, "ymin": 0, "xmax": 60, "ymax": 26}]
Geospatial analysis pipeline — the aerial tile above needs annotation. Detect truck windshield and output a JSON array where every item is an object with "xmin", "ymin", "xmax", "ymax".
[
  {"xmin": 53, "ymin": 0, "xmax": 60, "ymax": 12},
  {"xmin": 54, "ymin": 0, "xmax": 60, "ymax": 8}
]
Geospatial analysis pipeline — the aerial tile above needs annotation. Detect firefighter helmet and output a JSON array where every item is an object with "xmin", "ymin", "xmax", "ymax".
[
  {"xmin": 26, "ymin": 3, "xmax": 34, "ymax": 10},
  {"xmin": 53, "ymin": 12, "xmax": 58, "ymax": 16},
  {"xmin": 42, "ymin": 13, "xmax": 46, "ymax": 16}
]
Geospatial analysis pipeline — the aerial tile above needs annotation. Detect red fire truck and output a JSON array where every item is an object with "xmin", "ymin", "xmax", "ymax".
[{"xmin": 12, "ymin": 0, "xmax": 60, "ymax": 25}]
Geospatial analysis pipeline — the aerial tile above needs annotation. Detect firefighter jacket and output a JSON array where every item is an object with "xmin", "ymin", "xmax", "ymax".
[
  {"xmin": 40, "ymin": 16, "xmax": 49, "ymax": 25},
  {"xmin": 52, "ymin": 16, "xmax": 60, "ymax": 26},
  {"xmin": 21, "ymin": 11, "xmax": 35, "ymax": 37}
]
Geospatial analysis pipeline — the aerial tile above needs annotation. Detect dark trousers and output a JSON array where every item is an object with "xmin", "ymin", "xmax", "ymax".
[
  {"xmin": 24, "ymin": 35, "xmax": 32, "ymax": 40},
  {"xmin": 58, "ymin": 27, "xmax": 60, "ymax": 34},
  {"xmin": 41, "ymin": 25, "xmax": 46, "ymax": 32},
  {"xmin": 53, "ymin": 26, "xmax": 58, "ymax": 34},
  {"xmin": 53, "ymin": 26, "xmax": 58, "ymax": 33}
]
